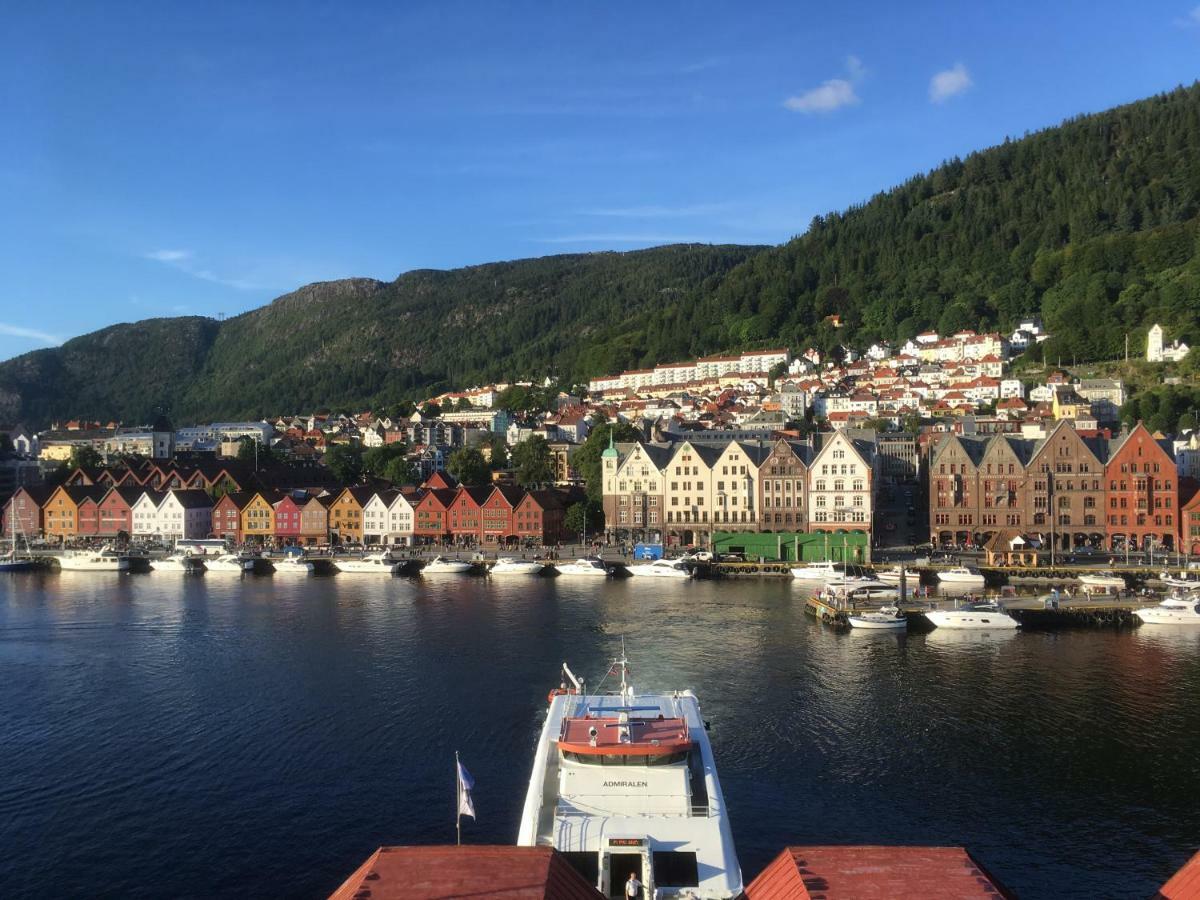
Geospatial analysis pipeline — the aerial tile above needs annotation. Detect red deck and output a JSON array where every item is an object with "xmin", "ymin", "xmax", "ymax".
[
  {"xmin": 557, "ymin": 714, "xmax": 691, "ymax": 756},
  {"xmin": 744, "ymin": 846, "xmax": 1013, "ymax": 899}
]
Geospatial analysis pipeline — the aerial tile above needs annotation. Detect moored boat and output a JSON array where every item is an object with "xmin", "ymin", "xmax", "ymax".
[
  {"xmin": 627, "ymin": 558, "xmax": 692, "ymax": 579},
  {"xmin": 204, "ymin": 553, "xmax": 256, "ymax": 574},
  {"xmin": 57, "ymin": 546, "xmax": 129, "ymax": 572},
  {"xmin": 553, "ymin": 558, "xmax": 610, "ymax": 577},
  {"xmin": 1134, "ymin": 594, "xmax": 1200, "ymax": 625},
  {"xmin": 1077, "ymin": 572, "xmax": 1126, "ymax": 590},
  {"xmin": 1159, "ymin": 571, "xmax": 1200, "ymax": 590},
  {"xmin": 422, "ymin": 555, "xmax": 474, "ymax": 574},
  {"xmin": 876, "ymin": 566, "xmax": 919, "ymax": 584},
  {"xmin": 848, "ymin": 605, "xmax": 908, "ymax": 630},
  {"xmin": 148, "ymin": 553, "xmax": 201, "ymax": 573},
  {"xmin": 335, "ymin": 552, "xmax": 400, "ymax": 575},
  {"xmin": 789, "ymin": 560, "xmax": 842, "ymax": 580},
  {"xmin": 272, "ymin": 555, "xmax": 315, "ymax": 575},
  {"xmin": 936, "ymin": 566, "xmax": 985, "ymax": 588},
  {"xmin": 925, "ymin": 601, "xmax": 1019, "ymax": 630},
  {"xmin": 517, "ymin": 651, "xmax": 742, "ymax": 898},
  {"xmin": 489, "ymin": 557, "xmax": 545, "ymax": 575}
]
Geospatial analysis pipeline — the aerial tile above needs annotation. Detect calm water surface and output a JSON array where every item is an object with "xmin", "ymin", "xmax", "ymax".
[{"xmin": 1, "ymin": 571, "xmax": 1199, "ymax": 898}]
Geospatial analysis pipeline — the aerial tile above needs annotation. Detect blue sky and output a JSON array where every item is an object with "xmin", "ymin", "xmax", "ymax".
[{"xmin": 1, "ymin": 0, "xmax": 1198, "ymax": 362}]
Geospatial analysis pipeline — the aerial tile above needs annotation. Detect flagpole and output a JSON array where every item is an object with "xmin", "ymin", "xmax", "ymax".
[{"xmin": 455, "ymin": 750, "xmax": 461, "ymax": 846}]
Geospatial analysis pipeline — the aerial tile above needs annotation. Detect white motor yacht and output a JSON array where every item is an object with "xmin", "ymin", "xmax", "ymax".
[
  {"xmin": 334, "ymin": 552, "xmax": 400, "ymax": 575},
  {"xmin": 925, "ymin": 601, "xmax": 1019, "ymax": 630},
  {"xmin": 936, "ymin": 566, "xmax": 985, "ymax": 587},
  {"xmin": 1134, "ymin": 595, "xmax": 1200, "ymax": 625},
  {"xmin": 876, "ymin": 566, "xmax": 919, "ymax": 584},
  {"xmin": 205, "ymin": 553, "xmax": 255, "ymax": 574},
  {"xmin": 517, "ymin": 652, "xmax": 742, "ymax": 898},
  {"xmin": 422, "ymin": 555, "xmax": 474, "ymax": 574},
  {"xmin": 553, "ymin": 558, "xmax": 610, "ymax": 577},
  {"xmin": 848, "ymin": 605, "xmax": 907, "ymax": 630},
  {"xmin": 489, "ymin": 558, "xmax": 545, "ymax": 575},
  {"xmin": 1160, "ymin": 571, "xmax": 1200, "ymax": 589},
  {"xmin": 789, "ymin": 560, "xmax": 842, "ymax": 580},
  {"xmin": 148, "ymin": 553, "xmax": 199, "ymax": 573},
  {"xmin": 272, "ymin": 555, "xmax": 315, "ymax": 575},
  {"xmin": 1077, "ymin": 572, "xmax": 1125, "ymax": 590},
  {"xmin": 57, "ymin": 547, "xmax": 129, "ymax": 572},
  {"xmin": 627, "ymin": 558, "xmax": 692, "ymax": 579}
]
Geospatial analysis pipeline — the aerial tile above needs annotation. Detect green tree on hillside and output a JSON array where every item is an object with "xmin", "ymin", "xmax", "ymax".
[
  {"xmin": 446, "ymin": 446, "xmax": 490, "ymax": 486},
  {"xmin": 324, "ymin": 444, "xmax": 364, "ymax": 483},
  {"xmin": 511, "ymin": 435, "xmax": 555, "ymax": 486}
]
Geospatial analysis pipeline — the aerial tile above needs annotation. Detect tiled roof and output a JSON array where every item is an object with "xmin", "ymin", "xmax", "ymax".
[{"xmin": 744, "ymin": 845, "xmax": 1012, "ymax": 899}]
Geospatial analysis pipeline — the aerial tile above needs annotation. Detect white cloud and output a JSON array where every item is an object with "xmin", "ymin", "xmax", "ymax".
[
  {"xmin": 929, "ymin": 63, "xmax": 973, "ymax": 103},
  {"xmin": 144, "ymin": 248, "xmax": 265, "ymax": 291},
  {"xmin": 784, "ymin": 56, "xmax": 865, "ymax": 114},
  {"xmin": 0, "ymin": 322, "xmax": 63, "ymax": 346},
  {"xmin": 144, "ymin": 249, "xmax": 193, "ymax": 263}
]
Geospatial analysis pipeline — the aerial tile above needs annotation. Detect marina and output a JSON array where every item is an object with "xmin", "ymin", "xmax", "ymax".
[{"xmin": 3, "ymin": 572, "xmax": 1200, "ymax": 897}]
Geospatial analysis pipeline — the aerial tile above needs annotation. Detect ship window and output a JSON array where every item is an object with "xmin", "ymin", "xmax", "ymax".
[{"xmin": 653, "ymin": 851, "xmax": 699, "ymax": 887}]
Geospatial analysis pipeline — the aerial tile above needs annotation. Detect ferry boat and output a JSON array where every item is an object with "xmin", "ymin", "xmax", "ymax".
[
  {"xmin": 335, "ymin": 552, "xmax": 400, "ymax": 575},
  {"xmin": 489, "ymin": 557, "xmax": 546, "ymax": 575},
  {"xmin": 517, "ymin": 652, "xmax": 742, "ymax": 898},
  {"xmin": 1134, "ymin": 594, "xmax": 1200, "ymax": 625},
  {"xmin": 925, "ymin": 601, "xmax": 1019, "ymax": 630},
  {"xmin": 57, "ymin": 546, "xmax": 129, "ymax": 572},
  {"xmin": 272, "ymin": 555, "xmax": 315, "ymax": 575},
  {"xmin": 204, "ymin": 553, "xmax": 256, "ymax": 574},
  {"xmin": 936, "ymin": 566, "xmax": 985, "ymax": 588},
  {"xmin": 554, "ymin": 558, "xmax": 610, "ymax": 577},
  {"xmin": 848, "ymin": 605, "xmax": 907, "ymax": 630},
  {"xmin": 148, "ymin": 553, "xmax": 200, "ymax": 573},
  {"xmin": 1077, "ymin": 572, "xmax": 1125, "ymax": 590},
  {"xmin": 422, "ymin": 555, "xmax": 474, "ymax": 574},
  {"xmin": 626, "ymin": 558, "xmax": 692, "ymax": 579}
]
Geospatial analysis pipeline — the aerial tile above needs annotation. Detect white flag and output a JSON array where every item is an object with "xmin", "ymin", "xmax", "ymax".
[{"xmin": 457, "ymin": 759, "xmax": 476, "ymax": 819}]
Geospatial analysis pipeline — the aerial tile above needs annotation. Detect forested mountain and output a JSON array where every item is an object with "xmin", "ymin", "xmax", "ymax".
[{"xmin": 1, "ymin": 83, "xmax": 1198, "ymax": 426}]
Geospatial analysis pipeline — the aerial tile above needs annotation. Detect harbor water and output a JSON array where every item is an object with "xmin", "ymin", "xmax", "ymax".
[{"xmin": 2, "ymin": 571, "xmax": 1199, "ymax": 898}]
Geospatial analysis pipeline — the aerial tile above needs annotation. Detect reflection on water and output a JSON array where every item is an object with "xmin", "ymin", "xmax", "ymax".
[{"xmin": 1, "ymin": 571, "xmax": 1199, "ymax": 898}]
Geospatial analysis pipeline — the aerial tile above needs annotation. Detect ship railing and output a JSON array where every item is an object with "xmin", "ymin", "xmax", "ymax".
[{"xmin": 556, "ymin": 797, "xmax": 713, "ymax": 818}]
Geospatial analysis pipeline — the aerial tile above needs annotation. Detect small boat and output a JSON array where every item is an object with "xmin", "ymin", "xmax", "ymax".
[
  {"xmin": 553, "ymin": 558, "xmax": 610, "ymax": 577},
  {"xmin": 936, "ymin": 566, "xmax": 985, "ymax": 587},
  {"xmin": 825, "ymin": 576, "xmax": 894, "ymax": 592},
  {"xmin": 1159, "ymin": 571, "xmax": 1200, "ymax": 589},
  {"xmin": 422, "ymin": 555, "xmax": 474, "ymax": 574},
  {"xmin": 517, "ymin": 650, "xmax": 743, "ymax": 898},
  {"xmin": 335, "ymin": 552, "xmax": 400, "ymax": 575},
  {"xmin": 627, "ymin": 558, "xmax": 692, "ymax": 579},
  {"xmin": 876, "ymin": 566, "xmax": 919, "ymax": 584},
  {"xmin": 57, "ymin": 546, "xmax": 129, "ymax": 572},
  {"xmin": 1077, "ymin": 572, "xmax": 1125, "ymax": 590},
  {"xmin": 272, "ymin": 555, "xmax": 315, "ymax": 575},
  {"xmin": 848, "ymin": 604, "xmax": 907, "ymax": 630},
  {"xmin": 489, "ymin": 557, "xmax": 545, "ymax": 575},
  {"xmin": 1134, "ymin": 595, "xmax": 1200, "ymax": 625},
  {"xmin": 925, "ymin": 601, "xmax": 1019, "ymax": 630},
  {"xmin": 789, "ymin": 560, "xmax": 842, "ymax": 580},
  {"xmin": 205, "ymin": 553, "xmax": 256, "ymax": 574},
  {"xmin": 0, "ymin": 516, "xmax": 34, "ymax": 571},
  {"xmin": 148, "ymin": 553, "xmax": 200, "ymax": 573}
]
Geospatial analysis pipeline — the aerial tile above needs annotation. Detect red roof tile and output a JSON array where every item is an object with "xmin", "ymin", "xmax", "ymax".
[
  {"xmin": 744, "ymin": 846, "xmax": 1012, "ymax": 899},
  {"xmin": 1158, "ymin": 848, "xmax": 1200, "ymax": 899},
  {"xmin": 329, "ymin": 845, "xmax": 605, "ymax": 900}
]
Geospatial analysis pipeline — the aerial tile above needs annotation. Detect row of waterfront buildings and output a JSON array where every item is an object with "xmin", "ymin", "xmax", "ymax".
[
  {"xmin": 599, "ymin": 420, "xmax": 1200, "ymax": 556},
  {"xmin": 1, "ymin": 460, "xmax": 579, "ymax": 547}
]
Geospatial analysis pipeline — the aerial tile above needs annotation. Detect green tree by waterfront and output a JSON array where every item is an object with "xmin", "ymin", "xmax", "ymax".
[
  {"xmin": 511, "ymin": 435, "xmax": 555, "ymax": 486},
  {"xmin": 447, "ymin": 446, "xmax": 490, "ymax": 485},
  {"xmin": 573, "ymin": 422, "xmax": 643, "ymax": 503},
  {"xmin": 324, "ymin": 444, "xmax": 364, "ymax": 483},
  {"xmin": 362, "ymin": 443, "xmax": 418, "ymax": 486}
]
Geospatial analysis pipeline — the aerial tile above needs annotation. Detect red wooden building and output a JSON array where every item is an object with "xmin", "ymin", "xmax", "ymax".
[
  {"xmin": 413, "ymin": 488, "xmax": 457, "ymax": 541},
  {"xmin": 211, "ymin": 492, "xmax": 254, "ymax": 542},
  {"xmin": 272, "ymin": 494, "xmax": 304, "ymax": 544},
  {"xmin": 96, "ymin": 486, "xmax": 141, "ymax": 537},
  {"xmin": 1, "ymin": 486, "xmax": 53, "ymax": 538},
  {"xmin": 1104, "ymin": 422, "xmax": 1178, "ymax": 552}
]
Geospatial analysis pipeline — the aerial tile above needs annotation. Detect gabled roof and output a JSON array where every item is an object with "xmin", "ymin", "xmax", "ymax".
[
  {"xmin": 63, "ymin": 484, "xmax": 110, "ymax": 506},
  {"xmin": 168, "ymin": 489, "xmax": 214, "ymax": 509},
  {"xmin": 490, "ymin": 484, "xmax": 526, "ymax": 507},
  {"xmin": 215, "ymin": 490, "xmax": 257, "ymax": 511},
  {"xmin": 744, "ymin": 845, "xmax": 1012, "ymax": 899}
]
